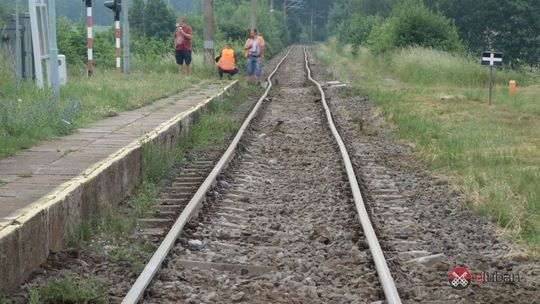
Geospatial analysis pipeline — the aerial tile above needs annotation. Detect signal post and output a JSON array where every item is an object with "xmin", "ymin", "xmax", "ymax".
[{"xmin": 105, "ymin": 0, "xmax": 122, "ymax": 72}]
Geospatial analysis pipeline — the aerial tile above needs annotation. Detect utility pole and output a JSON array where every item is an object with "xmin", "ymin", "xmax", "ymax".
[
  {"xmin": 123, "ymin": 0, "xmax": 130, "ymax": 74},
  {"xmin": 203, "ymin": 0, "xmax": 214, "ymax": 65},
  {"xmin": 85, "ymin": 0, "xmax": 93, "ymax": 77},
  {"xmin": 310, "ymin": 8, "xmax": 313, "ymax": 43},
  {"xmin": 250, "ymin": 0, "xmax": 257, "ymax": 31},
  {"xmin": 47, "ymin": 0, "xmax": 60, "ymax": 96},
  {"xmin": 15, "ymin": 0, "xmax": 21, "ymax": 86},
  {"xmin": 283, "ymin": 0, "xmax": 286, "ymax": 21}
]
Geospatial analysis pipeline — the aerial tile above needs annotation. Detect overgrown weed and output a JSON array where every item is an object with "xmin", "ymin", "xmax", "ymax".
[
  {"xmin": 316, "ymin": 40, "xmax": 540, "ymax": 249},
  {"xmin": 40, "ymin": 274, "xmax": 107, "ymax": 304}
]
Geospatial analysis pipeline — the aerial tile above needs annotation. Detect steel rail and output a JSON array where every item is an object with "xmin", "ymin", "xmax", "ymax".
[
  {"xmin": 121, "ymin": 47, "xmax": 293, "ymax": 304},
  {"xmin": 303, "ymin": 47, "xmax": 402, "ymax": 304}
]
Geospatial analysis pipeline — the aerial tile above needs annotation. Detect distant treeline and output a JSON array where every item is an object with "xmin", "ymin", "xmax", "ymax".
[
  {"xmin": 0, "ymin": 0, "xmax": 197, "ymax": 26},
  {"xmin": 331, "ymin": 0, "xmax": 540, "ymax": 66},
  {"xmin": 54, "ymin": 0, "xmax": 292, "ymax": 69}
]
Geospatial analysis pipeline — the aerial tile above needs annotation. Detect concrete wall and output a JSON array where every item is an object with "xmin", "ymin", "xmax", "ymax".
[{"xmin": 0, "ymin": 81, "xmax": 238, "ymax": 294}]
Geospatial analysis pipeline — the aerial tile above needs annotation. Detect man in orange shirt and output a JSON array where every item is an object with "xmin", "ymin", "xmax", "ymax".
[
  {"xmin": 243, "ymin": 28, "xmax": 265, "ymax": 84},
  {"xmin": 216, "ymin": 43, "xmax": 238, "ymax": 80}
]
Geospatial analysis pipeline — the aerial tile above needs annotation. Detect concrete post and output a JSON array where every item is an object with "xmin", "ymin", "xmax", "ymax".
[
  {"xmin": 123, "ymin": 0, "xmax": 130, "ymax": 74},
  {"xmin": 47, "ymin": 0, "xmax": 60, "ymax": 96},
  {"xmin": 15, "ymin": 0, "xmax": 22, "ymax": 86},
  {"xmin": 251, "ymin": 0, "xmax": 257, "ymax": 31},
  {"xmin": 203, "ymin": 0, "xmax": 214, "ymax": 65}
]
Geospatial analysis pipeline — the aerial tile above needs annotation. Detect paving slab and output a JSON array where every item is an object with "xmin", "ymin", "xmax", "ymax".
[{"xmin": 0, "ymin": 80, "xmax": 238, "ymax": 293}]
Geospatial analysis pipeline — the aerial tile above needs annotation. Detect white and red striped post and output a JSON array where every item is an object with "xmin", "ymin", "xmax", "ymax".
[
  {"xmin": 86, "ymin": 0, "xmax": 93, "ymax": 76},
  {"xmin": 115, "ymin": 19, "xmax": 121, "ymax": 72}
]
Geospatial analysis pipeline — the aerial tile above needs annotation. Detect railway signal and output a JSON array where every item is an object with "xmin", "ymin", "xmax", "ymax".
[
  {"xmin": 84, "ymin": 0, "xmax": 93, "ymax": 76},
  {"xmin": 104, "ymin": 0, "xmax": 122, "ymax": 72},
  {"xmin": 481, "ymin": 51, "xmax": 503, "ymax": 105}
]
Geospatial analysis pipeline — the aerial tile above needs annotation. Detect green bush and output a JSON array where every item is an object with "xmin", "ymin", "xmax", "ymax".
[
  {"xmin": 214, "ymin": 1, "xmax": 287, "ymax": 57},
  {"xmin": 56, "ymin": 18, "xmax": 116, "ymax": 69},
  {"xmin": 0, "ymin": 3, "xmax": 5, "ymax": 27},
  {"xmin": 143, "ymin": 0, "xmax": 176, "ymax": 41},
  {"xmin": 337, "ymin": 14, "xmax": 383, "ymax": 48},
  {"xmin": 57, "ymin": 17, "xmax": 86, "ymax": 66},
  {"xmin": 368, "ymin": 0, "xmax": 463, "ymax": 54}
]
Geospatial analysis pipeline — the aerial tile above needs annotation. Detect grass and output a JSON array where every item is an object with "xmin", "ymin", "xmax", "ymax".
[
  {"xmin": 40, "ymin": 274, "xmax": 107, "ymax": 304},
  {"xmin": 47, "ymin": 85, "xmax": 252, "ymax": 301},
  {"xmin": 316, "ymin": 39, "xmax": 540, "ymax": 249},
  {"xmin": 68, "ymin": 222, "xmax": 93, "ymax": 249},
  {"xmin": 26, "ymin": 284, "xmax": 40, "ymax": 304},
  {"xmin": 61, "ymin": 81, "xmax": 257, "ymax": 273},
  {"xmin": 0, "ymin": 49, "xmax": 216, "ymax": 160},
  {"xmin": 0, "ymin": 297, "xmax": 11, "ymax": 304}
]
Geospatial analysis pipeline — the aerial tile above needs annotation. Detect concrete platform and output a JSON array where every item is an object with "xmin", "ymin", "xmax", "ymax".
[{"xmin": 0, "ymin": 80, "xmax": 238, "ymax": 294}]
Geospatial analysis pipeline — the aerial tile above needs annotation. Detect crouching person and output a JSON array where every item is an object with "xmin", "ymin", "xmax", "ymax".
[{"xmin": 217, "ymin": 43, "xmax": 238, "ymax": 80}]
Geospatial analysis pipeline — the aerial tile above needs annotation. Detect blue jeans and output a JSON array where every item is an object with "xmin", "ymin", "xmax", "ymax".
[{"xmin": 247, "ymin": 56, "xmax": 262, "ymax": 76}]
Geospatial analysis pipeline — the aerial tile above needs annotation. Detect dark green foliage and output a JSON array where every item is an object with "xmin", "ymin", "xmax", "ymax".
[
  {"xmin": 0, "ymin": 3, "xmax": 5, "ymax": 27},
  {"xmin": 55, "ymin": 18, "xmax": 117, "ymax": 68},
  {"xmin": 169, "ymin": 0, "xmax": 197, "ymax": 13},
  {"xmin": 332, "ymin": 0, "xmax": 538, "ymax": 66},
  {"xmin": 426, "ymin": 0, "xmax": 540, "ymax": 66},
  {"xmin": 330, "ymin": 0, "xmax": 399, "ymax": 26},
  {"xmin": 367, "ymin": 0, "xmax": 463, "ymax": 54},
  {"xmin": 143, "ymin": 0, "xmax": 176, "ymax": 41},
  {"xmin": 336, "ymin": 14, "xmax": 383, "ymax": 48},
  {"xmin": 184, "ymin": 13, "xmax": 204, "ymax": 52},
  {"xmin": 215, "ymin": 2, "xmax": 250, "ymax": 43},
  {"xmin": 56, "ymin": 17, "xmax": 86, "ymax": 66},
  {"xmin": 129, "ymin": 0, "xmax": 146, "ymax": 36}
]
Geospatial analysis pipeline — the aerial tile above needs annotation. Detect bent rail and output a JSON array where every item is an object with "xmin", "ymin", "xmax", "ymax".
[
  {"xmin": 121, "ymin": 47, "xmax": 294, "ymax": 304},
  {"xmin": 303, "ymin": 47, "xmax": 402, "ymax": 304}
]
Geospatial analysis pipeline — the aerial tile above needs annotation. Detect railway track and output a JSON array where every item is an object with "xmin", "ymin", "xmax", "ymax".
[{"xmin": 122, "ymin": 46, "xmax": 402, "ymax": 304}]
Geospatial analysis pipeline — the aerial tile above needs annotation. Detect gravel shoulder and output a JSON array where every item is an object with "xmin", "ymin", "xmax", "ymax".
[{"xmin": 307, "ymin": 47, "xmax": 540, "ymax": 303}]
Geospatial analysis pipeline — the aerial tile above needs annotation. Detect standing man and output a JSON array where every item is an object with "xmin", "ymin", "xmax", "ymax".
[
  {"xmin": 244, "ymin": 28, "xmax": 265, "ymax": 84},
  {"xmin": 174, "ymin": 17, "xmax": 193, "ymax": 79}
]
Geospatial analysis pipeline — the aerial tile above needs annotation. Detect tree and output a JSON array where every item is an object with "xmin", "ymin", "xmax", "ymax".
[
  {"xmin": 143, "ymin": 0, "xmax": 176, "ymax": 40},
  {"xmin": 0, "ymin": 2, "xmax": 5, "ymax": 27},
  {"xmin": 330, "ymin": 0, "xmax": 397, "ymax": 46},
  {"xmin": 427, "ymin": 0, "xmax": 540, "ymax": 66},
  {"xmin": 170, "ymin": 0, "xmax": 197, "ymax": 13},
  {"xmin": 368, "ymin": 0, "xmax": 463, "ymax": 54},
  {"xmin": 129, "ymin": 0, "xmax": 146, "ymax": 36}
]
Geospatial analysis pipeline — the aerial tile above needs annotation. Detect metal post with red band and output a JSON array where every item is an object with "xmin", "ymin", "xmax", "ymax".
[
  {"xmin": 115, "ymin": 20, "xmax": 121, "ymax": 71},
  {"xmin": 86, "ymin": 0, "xmax": 93, "ymax": 76},
  {"xmin": 104, "ymin": 0, "xmax": 121, "ymax": 71}
]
